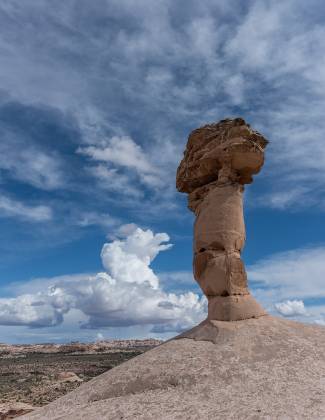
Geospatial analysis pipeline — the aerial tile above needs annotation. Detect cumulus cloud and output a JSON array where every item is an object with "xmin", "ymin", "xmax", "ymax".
[
  {"xmin": 110, "ymin": 223, "xmax": 139, "ymax": 239},
  {"xmin": 274, "ymin": 300, "xmax": 307, "ymax": 317},
  {"xmin": 0, "ymin": 291, "xmax": 70, "ymax": 327},
  {"xmin": 100, "ymin": 227, "xmax": 172, "ymax": 289},
  {"xmin": 0, "ymin": 227, "xmax": 206, "ymax": 331},
  {"xmin": 0, "ymin": 195, "xmax": 52, "ymax": 222}
]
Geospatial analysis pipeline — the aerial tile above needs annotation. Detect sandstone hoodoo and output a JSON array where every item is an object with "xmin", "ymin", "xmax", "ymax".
[
  {"xmin": 176, "ymin": 118, "xmax": 268, "ymax": 321},
  {"xmin": 21, "ymin": 118, "xmax": 325, "ymax": 420}
]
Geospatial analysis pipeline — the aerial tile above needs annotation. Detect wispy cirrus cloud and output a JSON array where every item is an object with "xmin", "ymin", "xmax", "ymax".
[
  {"xmin": 0, "ymin": 101, "xmax": 68, "ymax": 191},
  {"xmin": 249, "ymin": 246, "xmax": 325, "ymax": 300},
  {"xmin": 0, "ymin": 195, "xmax": 52, "ymax": 222},
  {"xmin": 248, "ymin": 245, "xmax": 325, "ymax": 324},
  {"xmin": 3, "ymin": 2, "xmax": 325, "ymax": 211},
  {"xmin": 74, "ymin": 211, "xmax": 120, "ymax": 229},
  {"xmin": 87, "ymin": 165, "xmax": 144, "ymax": 200},
  {"xmin": 225, "ymin": 1, "xmax": 325, "ymax": 207},
  {"xmin": 78, "ymin": 136, "xmax": 164, "ymax": 189},
  {"xmin": 0, "ymin": 145, "xmax": 63, "ymax": 191},
  {"xmin": 2, "ymin": 0, "xmax": 325, "ymax": 213}
]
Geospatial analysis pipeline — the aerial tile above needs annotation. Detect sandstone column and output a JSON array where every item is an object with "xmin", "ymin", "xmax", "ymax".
[{"xmin": 176, "ymin": 118, "xmax": 268, "ymax": 321}]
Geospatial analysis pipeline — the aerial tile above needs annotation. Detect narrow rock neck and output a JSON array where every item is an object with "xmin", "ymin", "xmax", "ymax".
[{"xmin": 192, "ymin": 182, "xmax": 266, "ymax": 320}]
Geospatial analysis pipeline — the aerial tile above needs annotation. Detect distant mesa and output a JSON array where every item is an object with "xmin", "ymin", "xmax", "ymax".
[{"xmin": 176, "ymin": 117, "xmax": 268, "ymax": 321}]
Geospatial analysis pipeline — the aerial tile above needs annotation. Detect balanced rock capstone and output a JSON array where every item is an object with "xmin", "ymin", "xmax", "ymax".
[{"xmin": 176, "ymin": 118, "xmax": 268, "ymax": 321}]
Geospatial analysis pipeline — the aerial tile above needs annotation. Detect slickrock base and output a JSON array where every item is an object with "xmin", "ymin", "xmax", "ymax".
[
  {"xmin": 22, "ymin": 316, "xmax": 325, "ymax": 420},
  {"xmin": 207, "ymin": 294, "xmax": 266, "ymax": 321}
]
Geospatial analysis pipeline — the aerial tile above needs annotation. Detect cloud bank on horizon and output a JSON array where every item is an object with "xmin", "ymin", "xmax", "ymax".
[
  {"xmin": 0, "ymin": 227, "xmax": 206, "ymax": 334},
  {"xmin": 1, "ymin": 226, "xmax": 325, "ymax": 342},
  {"xmin": 1, "ymin": 0, "xmax": 325, "ymax": 341}
]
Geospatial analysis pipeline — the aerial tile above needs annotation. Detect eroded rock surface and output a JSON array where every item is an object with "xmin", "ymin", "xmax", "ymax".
[
  {"xmin": 0, "ymin": 402, "xmax": 35, "ymax": 419},
  {"xmin": 20, "ymin": 317, "xmax": 325, "ymax": 420},
  {"xmin": 176, "ymin": 118, "xmax": 268, "ymax": 320}
]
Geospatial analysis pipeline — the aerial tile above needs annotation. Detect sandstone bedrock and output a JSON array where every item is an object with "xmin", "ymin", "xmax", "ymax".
[{"xmin": 21, "ymin": 316, "xmax": 325, "ymax": 420}]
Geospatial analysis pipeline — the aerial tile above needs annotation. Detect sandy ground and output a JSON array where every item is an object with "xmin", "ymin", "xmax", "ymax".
[
  {"xmin": 21, "ymin": 315, "xmax": 325, "ymax": 419},
  {"xmin": 0, "ymin": 340, "xmax": 159, "ymax": 419}
]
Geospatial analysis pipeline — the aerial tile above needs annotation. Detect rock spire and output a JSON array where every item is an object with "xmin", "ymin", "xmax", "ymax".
[{"xmin": 176, "ymin": 118, "xmax": 268, "ymax": 321}]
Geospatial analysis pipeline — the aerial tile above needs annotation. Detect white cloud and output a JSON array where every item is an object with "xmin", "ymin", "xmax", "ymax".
[
  {"xmin": 0, "ymin": 227, "xmax": 206, "ymax": 332},
  {"xmin": 4, "ymin": 0, "xmax": 325, "ymax": 210},
  {"xmin": 224, "ymin": 0, "xmax": 325, "ymax": 208},
  {"xmin": 224, "ymin": 74, "xmax": 246, "ymax": 106},
  {"xmin": 0, "ymin": 292, "xmax": 69, "ymax": 327},
  {"xmin": 78, "ymin": 136, "xmax": 152, "ymax": 174},
  {"xmin": 274, "ymin": 300, "xmax": 307, "ymax": 317},
  {"xmin": 96, "ymin": 332, "xmax": 104, "ymax": 341},
  {"xmin": 249, "ymin": 246, "xmax": 325, "ymax": 301},
  {"xmin": 110, "ymin": 223, "xmax": 139, "ymax": 239},
  {"xmin": 75, "ymin": 211, "xmax": 119, "ymax": 229},
  {"xmin": 0, "ymin": 140, "xmax": 63, "ymax": 190},
  {"xmin": 248, "ymin": 246, "xmax": 325, "ymax": 322},
  {"xmin": 256, "ymin": 187, "xmax": 313, "ymax": 210},
  {"xmin": 314, "ymin": 319, "xmax": 325, "ymax": 326},
  {"xmin": 87, "ymin": 164, "xmax": 144, "ymax": 199},
  {"xmin": 78, "ymin": 136, "xmax": 163, "ymax": 188},
  {"xmin": 100, "ymin": 227, "xmax": 172, "ymax": 289},
  {"xmin": 0, "ymin": 195, "xmax": 52, "ymax": 222}
]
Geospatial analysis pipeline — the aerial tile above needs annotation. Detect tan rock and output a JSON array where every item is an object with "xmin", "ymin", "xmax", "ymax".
[
  {"xmin": 0, "ymin": 402, "xmax": 35, "ymax": 419},
  {"xmin": 193, "ymin": 250, "xmax": 249, "ymax": 296},
  {"xmin": 193, "ymin": 184, "xmax": 245, "ymax": 252},
  {"xmin": 20, "ymin": 316, "xmax": 325, "ymax": 420},
  {"xmin": 56, "ymin": 372, "xmax": 83, "ymax": 383},
  {"xmin": 176, "ymin": 117, "xmax": 268, "ymax": 195},
  {"xmin": 176, "ymin": 117, "xmax": 268, "ymax": 321},
  {"xmin": 207, "ymin": 295, "xmax": 266, "ymax": 321}
]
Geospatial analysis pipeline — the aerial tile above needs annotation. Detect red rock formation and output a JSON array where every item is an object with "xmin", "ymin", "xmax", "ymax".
[{"xmin": 176, "ymin": 118, "xmax": 268, "ymax": 321}]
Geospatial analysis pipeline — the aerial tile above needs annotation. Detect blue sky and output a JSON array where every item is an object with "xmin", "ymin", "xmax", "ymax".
[{"xmin": 1, "ymin": 0, "xmax": 325, "ymax": 343}]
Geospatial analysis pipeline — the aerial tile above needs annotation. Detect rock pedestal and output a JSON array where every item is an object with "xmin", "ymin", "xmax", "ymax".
[{"xmin": 176, "ymin": 118, "xmax": 268, "ymax": 321}]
